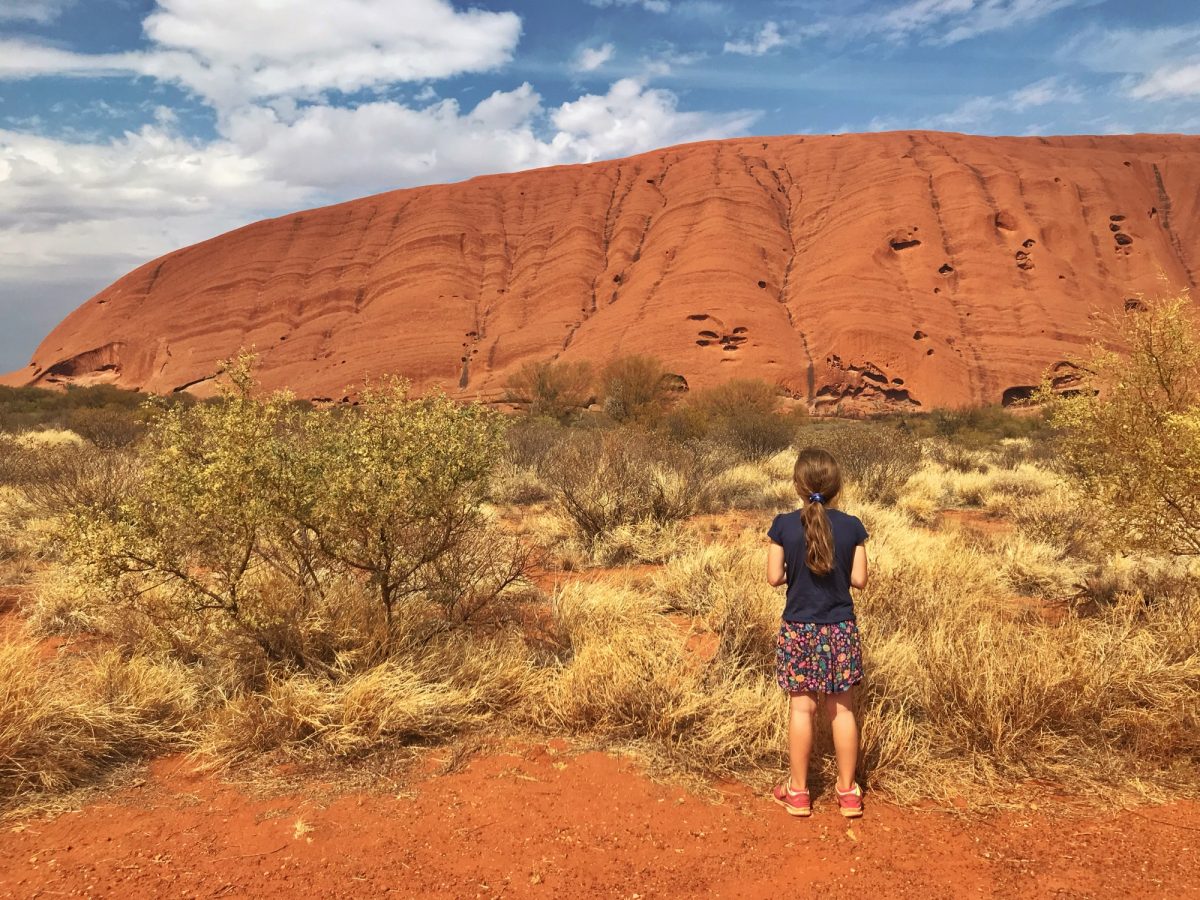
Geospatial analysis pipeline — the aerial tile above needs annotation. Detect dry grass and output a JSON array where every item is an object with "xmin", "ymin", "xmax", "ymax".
[
  {"xmin": 4, "ymin": 421, "xmax": 1199, "ymax": 811},
  {"xmin": 527, "ymin": 496, "xmax": 1200, "ymax": 805},
  {"xmin": 0, "ymin": 633, "xmax": 199, "ymax": 804}
]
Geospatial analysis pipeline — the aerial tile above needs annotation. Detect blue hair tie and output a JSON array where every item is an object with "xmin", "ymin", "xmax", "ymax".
[{"xmin": 808, "ymin": 492, "xmax": 825, "ymax": 504}]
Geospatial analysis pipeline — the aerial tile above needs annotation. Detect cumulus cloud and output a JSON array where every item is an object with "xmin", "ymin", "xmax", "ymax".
[
  {"xmin": 0, "ymin": 0, "xmax": 523, "ymax": 108},
  {"xmin": 574, "ymin": 43, "xmax": 616, "ymax": 72},
  {"xmin": 724, "ymin": 21, "xmax": 785, "ymax": 56}
]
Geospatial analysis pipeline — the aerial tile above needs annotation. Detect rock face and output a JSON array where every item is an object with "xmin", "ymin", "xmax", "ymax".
[{"xmin": 8, "ymin": 131, "xmax": 1200, "ymax": 410}]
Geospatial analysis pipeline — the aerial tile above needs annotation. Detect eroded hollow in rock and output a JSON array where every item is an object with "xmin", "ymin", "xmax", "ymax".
[
  {"xmin": 938, "ymin": 263, "xmax": 955, "ymax": 275},
  {"xmin": 890, "ymin": 238, "xmax": 922, "ymax": 251}
]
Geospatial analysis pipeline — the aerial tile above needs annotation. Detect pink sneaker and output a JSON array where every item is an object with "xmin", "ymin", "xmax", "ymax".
[
  {"xmin": 772, "ymin": 781, "xmax": 812, "ymax": 817},
  {"xmin": 836, "ymin": 782, "xmax": 864, "ymax": 818}
]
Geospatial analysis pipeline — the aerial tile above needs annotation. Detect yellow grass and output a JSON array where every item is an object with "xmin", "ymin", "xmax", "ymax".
[{"xmin": 0, "ymin": 633, "xmax": 198, "ymax": 803}]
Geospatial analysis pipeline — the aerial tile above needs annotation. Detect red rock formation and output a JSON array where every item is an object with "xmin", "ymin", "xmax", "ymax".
[{"xmin": 7, "ymin": 131, "xmax": 1199, "ymax": 410}]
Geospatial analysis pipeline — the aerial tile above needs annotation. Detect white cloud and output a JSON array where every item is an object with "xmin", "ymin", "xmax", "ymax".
[
  {"xmin": 574, "ymin": 43, "xmax": 616, "ymax": 73},
  {"xmin": 0, "ymin": 0, "xmax": 523, "ymax": 109},
  {"xmin": 587, "ymin": 0, "xmax": 671, "ymax": 12},
  {"xmin": 866, "ymin": 77, "xmax": 1082, "ymax": 132},
  {"xmin": 812, "ymin": 0, "xmax": 1094, "ymax": 47},
  {"xmin": 1058, "ymin": 25, "xmax": 1200, "ymax": 75},
  {"xmin": 550, "ymin": 77, "xmax": 758, "ymax": 161},
  {"xmin": 0, "ymin": 0, "xmax": 74, "ymax": 23},
  {"xmin": 724, "ymin": 21, "xmax": 785, "ymax": 56},
  {"xmin": 1130, "ymin": 62, "xmax": 1200, "ymax": 101}
]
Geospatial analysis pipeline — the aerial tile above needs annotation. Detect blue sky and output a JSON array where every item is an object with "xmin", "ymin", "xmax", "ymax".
[{"xmin": 1, "ymin": 0, "xmax": 1198, "ymax": 372}]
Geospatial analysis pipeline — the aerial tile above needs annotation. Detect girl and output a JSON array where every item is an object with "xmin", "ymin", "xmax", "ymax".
[{"xmin": 766, "ymin": 447, "xmax": 869, "ymax": 818}]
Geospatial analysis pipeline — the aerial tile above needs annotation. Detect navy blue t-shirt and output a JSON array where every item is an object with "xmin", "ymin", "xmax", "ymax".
[{"xmin": 767, "ymin": 508, "xmax": 869, "ymax": 623}]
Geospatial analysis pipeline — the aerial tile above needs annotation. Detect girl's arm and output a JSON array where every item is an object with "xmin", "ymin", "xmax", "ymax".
[
  {"xmin": 766, "ymin": 543, "xmax": 787, "ymax": 587},
  {"xmin": 850, "ymin": 544, "xmax": 869, "ymax": 590}
]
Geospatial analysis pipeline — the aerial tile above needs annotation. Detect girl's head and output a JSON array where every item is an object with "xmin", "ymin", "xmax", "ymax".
[{"xmin": 793, "ymin": 447, "xmax": 842, "ymax": 576}]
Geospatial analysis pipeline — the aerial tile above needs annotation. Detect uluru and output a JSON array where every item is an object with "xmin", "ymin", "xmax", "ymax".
[{"xmin": 7, "ymin": 130, "xmax": 1199, "ymax": 411}]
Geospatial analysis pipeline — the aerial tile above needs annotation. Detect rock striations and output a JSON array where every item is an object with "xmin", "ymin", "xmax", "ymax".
[{"xmin": 7, "ymin": 131, "xmax": 1200, "ymax": 410}]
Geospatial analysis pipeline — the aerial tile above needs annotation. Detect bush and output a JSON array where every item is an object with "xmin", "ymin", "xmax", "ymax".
[
  {"xmin": 668, "ymin": 379, "xmax": 800, "ymax": 461},
  {"xmin": 540, "ymin": 428, "xmax": 726, "ymax": 542},
  {"xmin": 60, "ymin": 357, "xmax": 529, "ymax": 678},
  {"xmin": 598, "ymin": 355, "xmax": 673, "ymax": 424},
  {"xmin": 803, "ymin": 423, "xmax": 922, "ymax": 505},
  {"xmin": 1043, "ymin": 297, "xmax": 1200, "ymax": 557},
  {"xmin": 504, "ymin": 359, "xmax": 594, "ymax": 423}
]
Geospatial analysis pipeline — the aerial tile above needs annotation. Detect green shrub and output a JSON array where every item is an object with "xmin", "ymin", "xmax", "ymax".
[
  {"xmin": 60, "ymin": 356, "xmax": 528, "ymax": 677},
  {"xmin": 1043, "ymin": 297, "xmax": 1200, "ymax": 557}
]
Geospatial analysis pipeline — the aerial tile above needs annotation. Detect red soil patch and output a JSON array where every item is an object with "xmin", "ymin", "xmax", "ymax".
[
  {"xmin": 2, "ymin": 744, "xmax": 1197, "ymax": 899},
  {"xmin": 939, "ymin": 508, "xmax": 1013, "ymax": 536}
]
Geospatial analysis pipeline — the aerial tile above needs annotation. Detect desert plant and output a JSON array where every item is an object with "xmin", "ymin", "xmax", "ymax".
[
  {"xmin": 598, "ymin": 355, "xmax": 673, "ymax": 423},
  {"xmin": 804, "ymin": 423, "xmax": 921, "ymax": 505},
  {"xmin": 1042, "ymin": 296, "xmax": 1200, "ymax": 556},
  {"xmin": 540, "ymin": 428, "xmax": 726, "ymax": 543},
  {"xmin": 504, "ymin": 359, "xmax": 594, "ymax": 423},
  {"xmin": 670, "ymin": 379, "xmax": 800, "ymax": 460},
  {"xmin": 0, "ymin": 636, "xmax": 199, "ymax": 804}
]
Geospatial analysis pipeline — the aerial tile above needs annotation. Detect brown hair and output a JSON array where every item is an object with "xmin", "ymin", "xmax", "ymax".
[{"xmin": 793, "ymin": 447, "xmax": 843, "ymax": 576}]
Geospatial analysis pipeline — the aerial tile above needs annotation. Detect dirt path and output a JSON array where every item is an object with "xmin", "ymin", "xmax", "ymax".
[{"xmin": 2, "ymin": 743, "xmax": 1197, "ymax": 899}]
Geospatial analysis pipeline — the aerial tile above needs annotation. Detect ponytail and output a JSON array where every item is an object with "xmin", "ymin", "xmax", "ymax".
[
  {"xmin": 793, "ymin": 447, "xmax": 842, "ymax": 577},
  {"xmin": 801, "ymin": 496, "xmax": 834, "ymax": 576}
]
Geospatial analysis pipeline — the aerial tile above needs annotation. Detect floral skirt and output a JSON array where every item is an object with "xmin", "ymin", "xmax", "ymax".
[{"xmin": 775, "ymin": 620, "xmax": 864, "ymax": 694}]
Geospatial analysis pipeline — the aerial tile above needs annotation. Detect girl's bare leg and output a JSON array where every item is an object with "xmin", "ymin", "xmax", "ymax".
[
  {"xmin": 787, "ymin": 691, "xmax": 818, "ymax": 790},
  {"xmin": 824, "ymin": 687, "xmax": 859, "ymax": 791}
]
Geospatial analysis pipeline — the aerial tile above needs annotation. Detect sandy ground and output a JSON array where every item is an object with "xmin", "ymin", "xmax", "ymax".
[{"xmin": 2, "ymin": 742, "xmax": 1198, "ymax": 899}]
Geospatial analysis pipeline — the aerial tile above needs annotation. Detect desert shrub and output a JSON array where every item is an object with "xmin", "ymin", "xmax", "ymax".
[
  {"xmin": 0, "ymin": 384, "xmax": 152, "ymax": 435},
  {"xmin": 1043, "ymin": 296, "xmax": 1200, "ymax": 557},
  {"xmin": 200, "ymin": 632, "xmax": 534, "ymax": 764},
  {"xmin": 0, "ymin": 636, "xmax": 199, "ymax": 804},
  {"xmin": 1007, "ymin": 485, "xmax": 1104, "ymax": 562},
  {"xmin": 504, "ymin": 416, "xmax": 566, "ymax": 470},
  {"xmin": 803, "ymin": 423, "xmax": 922, "ymax": 505},
  {"xmin": 926, "ymin": 441, "xmax": 988, "ymax": 473},
  {"xmin": 924, "ymin": 404, "xmax": 1052, "ymax": 449},
  {"xmin": 710, "ymin": 459, "xmax": 796, "ymax": 512},
  {"xmin": 540, "ymin": 428, "xmax": 727, "ymax": 542},
  {"xmin": 18, "ymin": 446, "xmax": 139, "ymax": 521},
  {"xmin": 598, "ymin": 355, "xmax": 674, "ymax": 423},
  {"xmin": 60, "ymin": 358, "xmax": 528, "ymax": 678},
  {"xmin": 504, "ymin": 359, "xmax": 594, "ymax": 423},
  {"xmin": 668, "ymin": 379, "xmax": 800, "ymax": 460},
  {"xmin": 65, "ymin": 406, "xmax": 146, "ymax": 449}
]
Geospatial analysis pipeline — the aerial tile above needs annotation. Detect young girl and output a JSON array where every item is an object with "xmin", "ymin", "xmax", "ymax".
[{"xmin": 766, "ymin": 447, "xmax": 869, "ymax": 818}]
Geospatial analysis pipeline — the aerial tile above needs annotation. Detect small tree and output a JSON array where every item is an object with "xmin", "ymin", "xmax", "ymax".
[
  {"xmin": 1042, "ymin": 296, "xmax": 1200, "ymax": 556},
  {"xmin": 300, "ymin": 381, "xmax": 514, "ymax": 634},
  {"xmin": 504, "ymin": 359, "xmax": 593, "ymax": 423},
  {"xmin": 675, "ymin": 379, "xmax": 800, "ymax": 460},
  {"xmin": 599, "ymin": 355, "xmax": 672, "ymax": 424}
]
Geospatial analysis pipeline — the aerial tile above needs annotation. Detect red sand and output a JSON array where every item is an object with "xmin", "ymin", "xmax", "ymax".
[
  {"xmin": 2, "ymin": 744, "xmax": 1197, "ymax": 899},
  {"xmin": 7, "ymin": 132, "xmax": 1199, "ymax": 411}
]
